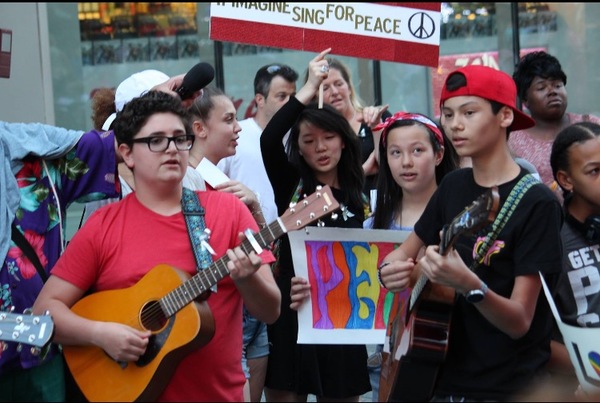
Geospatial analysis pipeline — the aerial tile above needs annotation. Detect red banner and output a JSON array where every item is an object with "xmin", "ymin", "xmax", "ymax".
[{"xmin": 210, "ymin": 2, "xmax": 441, "ymax": 67}]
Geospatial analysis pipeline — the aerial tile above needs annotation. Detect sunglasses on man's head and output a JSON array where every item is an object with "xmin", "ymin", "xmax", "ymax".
[{"xmin": 265, "ymin": 64, "xmax": 294, "ymax": 75}]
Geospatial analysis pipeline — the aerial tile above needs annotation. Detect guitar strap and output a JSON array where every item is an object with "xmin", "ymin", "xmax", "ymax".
[
  {"xmin": 471, "ymin": 174, "xmax": 539, "ymax": 270},
  {"xmin": 10, "ymin": 223, "xmax": 48, "ymax": 283},
  {"xmin": 181, "ymin": 187, "xmax": 216, "ymax": 292}
]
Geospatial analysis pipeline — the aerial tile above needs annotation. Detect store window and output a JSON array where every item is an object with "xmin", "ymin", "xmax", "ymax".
[
  {"xmin": 380, "ymin": 2, "xmax": 571, "ymax": 118},
  {"xmin": 33, "ymin": 2, "xmax": 598, "ymax": 240},
  {"xmin": 78, "ymin": 2, "xmax": 199, "ymax": 65},
  {"xmin": 440, "ymin": 3, "xmax": 557, "ymax": 40},
  {"xmin": 45, "ymin": 2, "xmax": 599, "ymax": 133}
]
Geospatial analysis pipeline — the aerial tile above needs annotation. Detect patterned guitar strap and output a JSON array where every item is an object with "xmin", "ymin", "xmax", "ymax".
[
  {"xmin": 471, "ymin": 173, "xmax": 539, "ymax": 271},
  {"xmin": 181, "ymin": 187, "xmax": 217, "ymax": 292}
]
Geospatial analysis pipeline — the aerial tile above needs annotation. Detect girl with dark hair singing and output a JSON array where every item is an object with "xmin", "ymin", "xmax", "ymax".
[{"xmin": 261, "ymin": 49, "xmax": 376, "ymax": 402}]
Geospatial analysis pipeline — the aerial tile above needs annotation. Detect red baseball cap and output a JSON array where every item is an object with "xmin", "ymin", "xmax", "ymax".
[{"xmin": 440, "ymin": 65, "xmax": 535, "ymax": 132}]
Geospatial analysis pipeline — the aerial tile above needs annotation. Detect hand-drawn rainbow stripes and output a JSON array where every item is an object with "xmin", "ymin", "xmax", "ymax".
[{"xmin": 304, "ymin": 240, "xmax": 404, "ymax": 330}]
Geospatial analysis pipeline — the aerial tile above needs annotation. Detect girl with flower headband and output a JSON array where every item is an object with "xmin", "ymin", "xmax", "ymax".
[
  {"xmin": 364, "ymin": 112, "xmax": 459, "ymax": 401},
  {"xmin": 368, "ymin": 112, "xmax": 460, "ymax": 230}
]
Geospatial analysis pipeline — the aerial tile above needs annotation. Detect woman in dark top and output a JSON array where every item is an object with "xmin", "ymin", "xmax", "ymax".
[{"xmin": 261, "ymin": 49, "xmax": 371, "ymax": 401}]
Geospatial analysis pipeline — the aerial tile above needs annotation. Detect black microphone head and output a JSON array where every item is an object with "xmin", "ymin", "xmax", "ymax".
[{"xmin": 177, "ymin": 62, "xmax": 215, "ymax": 100}]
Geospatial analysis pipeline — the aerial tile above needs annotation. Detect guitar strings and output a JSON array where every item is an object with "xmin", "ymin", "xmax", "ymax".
[
  {"xmin": 135, "ymin": 223, "xmax": 282, "ymax": 330},
  {"xmin": 74, "ymin": 194, "xmax": 315, "ymax": 338}
]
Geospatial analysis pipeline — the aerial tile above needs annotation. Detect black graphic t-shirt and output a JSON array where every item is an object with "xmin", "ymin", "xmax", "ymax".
[
  {"xmin": 414, "ymin": 167, "xmax": 563, "ymax": 400},
  {"xmin": 555, "ymin": 220, "xmax": 600, "ymax": 328}
]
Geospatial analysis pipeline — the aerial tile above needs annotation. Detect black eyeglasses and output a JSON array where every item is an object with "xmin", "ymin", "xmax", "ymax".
[{"xmin": 131, "ymin": 134, "xmax": 194, "ymax": 152}]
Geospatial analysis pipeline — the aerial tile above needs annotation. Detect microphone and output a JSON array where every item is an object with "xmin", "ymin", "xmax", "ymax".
[{"xmin": 176, "ymin": 62, "xmax": 215, "ymax": 100}]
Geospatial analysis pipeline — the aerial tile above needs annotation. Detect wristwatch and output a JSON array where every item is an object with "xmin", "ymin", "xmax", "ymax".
[{"xmin": 464, "ymin": 281, "xmax": 488, "ymax": 303}]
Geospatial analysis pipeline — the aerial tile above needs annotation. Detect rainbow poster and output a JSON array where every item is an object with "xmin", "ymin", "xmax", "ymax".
[{"xmin": 289, "ymin": 227, "xmax": 409, "ymax": 344}]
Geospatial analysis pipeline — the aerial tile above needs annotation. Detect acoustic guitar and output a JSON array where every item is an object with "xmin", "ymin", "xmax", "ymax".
[
  {"xmin": 0, "ymin": 310, "xmax": 54, "ymax": 352},
  {"xmin": 63, "ymin": 186, "xmax": 340, "ymax": 402},
  {"xmin": 379, "ymin": 187, "xmax": 500, "ymax": 402}
]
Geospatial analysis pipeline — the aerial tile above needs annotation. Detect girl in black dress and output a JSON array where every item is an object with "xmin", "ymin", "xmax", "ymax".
[{"xmin": 261, "ymin": 48, "xmax": 372, "ymax": 402}]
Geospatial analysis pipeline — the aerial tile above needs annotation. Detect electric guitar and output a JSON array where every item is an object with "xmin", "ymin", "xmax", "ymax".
[
  {"xmin": 0, "ymin": 310, "xmax": 55, "ymax": 351},
  {"xmin": 63, "ymin": 185, "xmax": 340, "ymax": 402},
  {"xmin": 379, "ymin": 187, "xmax": 500, "ymax": 402}
]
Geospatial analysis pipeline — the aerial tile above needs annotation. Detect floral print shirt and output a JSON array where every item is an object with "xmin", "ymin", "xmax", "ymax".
[{"xmin": 1, "ymin": 130, "xmax": 119, "ymax": 373}]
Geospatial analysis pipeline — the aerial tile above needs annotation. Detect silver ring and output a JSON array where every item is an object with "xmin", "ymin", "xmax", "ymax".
[{"xmin": 320, "ymin": 65, "xmax": 329, "ymax": 73}]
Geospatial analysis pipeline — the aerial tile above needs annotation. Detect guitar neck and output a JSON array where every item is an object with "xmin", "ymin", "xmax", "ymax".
[
  {"xmin": 0, "ymin": 311, "xmax": 54, "ymax": 348},
  {"xmin": 159, "ymin": 220, "xmax": 285, "ymax": 317},
  {"xmin": 409, "ymin": 225, "xmax": 455, "ymax": 311},
  {"xmin": 409, "ymin": 275, "xmax": 427, "ymax": 311}
]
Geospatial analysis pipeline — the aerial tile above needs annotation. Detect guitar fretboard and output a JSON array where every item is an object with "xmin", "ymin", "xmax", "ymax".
[
  {"xmin": 408, "ymin": 223, "xmax": 455, "ymax": 311},
  {"xmin": 407, "ymin": 190, "xmax": 493, "ymax": 311},
  {"xmin": 409, "ymin": 275, "xmax": 427, "ymax": 311},
  {"xmin": 159, "ymin": 219, "xmax": 285, "ymax": 317}
]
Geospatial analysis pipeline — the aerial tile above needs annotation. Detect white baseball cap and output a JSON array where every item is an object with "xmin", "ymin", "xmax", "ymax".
[{"xmin": 102, "ymin": 69, "xmax": 170, "ymax": 130}]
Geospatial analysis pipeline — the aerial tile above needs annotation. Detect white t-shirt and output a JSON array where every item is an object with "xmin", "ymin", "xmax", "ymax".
[{"xmin": 217, "ymin": 118, "xmax": 278, "ymax": 223}]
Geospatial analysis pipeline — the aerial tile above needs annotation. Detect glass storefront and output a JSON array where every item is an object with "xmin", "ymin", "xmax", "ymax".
[
  {"xmin": 78, "ymin": 3, "xmax": 199, "ymax": 65},
  {"xmin": 56, "ymin": 2, "xmax": 599, "ymax": 134},
  {"xmin": 32, "ymin": 2, "xmax": 600, "ymax": 238}
]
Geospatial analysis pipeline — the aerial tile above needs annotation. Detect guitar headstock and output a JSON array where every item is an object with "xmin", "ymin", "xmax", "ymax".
[
  {"xmin": 440, "ymin": 186, "xmax": 500, "ymax": 254},
  {"xmin": 0, "ymin": 311, "xmax": 55, "ymax": 349},
  {"xmin": 279, "ymin": 185, "xmax": 340, "ymax": 233}
]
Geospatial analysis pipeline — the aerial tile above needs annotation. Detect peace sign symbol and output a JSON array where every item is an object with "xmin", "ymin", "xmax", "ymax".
[{"xmin": 408, "ymin": 12, "xmax": 436, "ymax": 40}]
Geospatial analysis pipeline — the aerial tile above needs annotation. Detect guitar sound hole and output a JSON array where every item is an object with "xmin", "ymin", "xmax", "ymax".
[{"xmin": 140, "ymin": 301, "xmax": 167, "ymax": 331}]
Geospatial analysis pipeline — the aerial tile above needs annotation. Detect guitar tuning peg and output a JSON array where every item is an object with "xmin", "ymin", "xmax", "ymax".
[
  {"xmin": 317, "ymin": 220, "xmax": 325, "ymax": 227},
  {"xmin": 331, "ymin": 212, "xmax": 338, "ymax": 220},
  {"xmin": 16, "ymin": 344, "xmax": 22, "ymax": 353},
  {"xmin": 0, "ymin": 341, "xmax": 6, "ymax": 352},
  {"xmin": 38, "ymin": 345, "xmax": 51, "ymax": 360},
  {"xmin": 30, "ymin": 346, "xmax": 41, "ymax": 356}
]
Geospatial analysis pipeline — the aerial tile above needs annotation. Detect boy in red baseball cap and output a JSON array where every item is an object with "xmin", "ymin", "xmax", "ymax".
[{"xmin": 378, "ymin": 65, "xmax": 564, "ymax": 401}]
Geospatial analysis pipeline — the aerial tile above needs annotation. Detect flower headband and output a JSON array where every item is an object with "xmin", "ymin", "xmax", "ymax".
[{"xmin": 374, "ymin": 112, "xmax": 444, "ymax": 148}]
